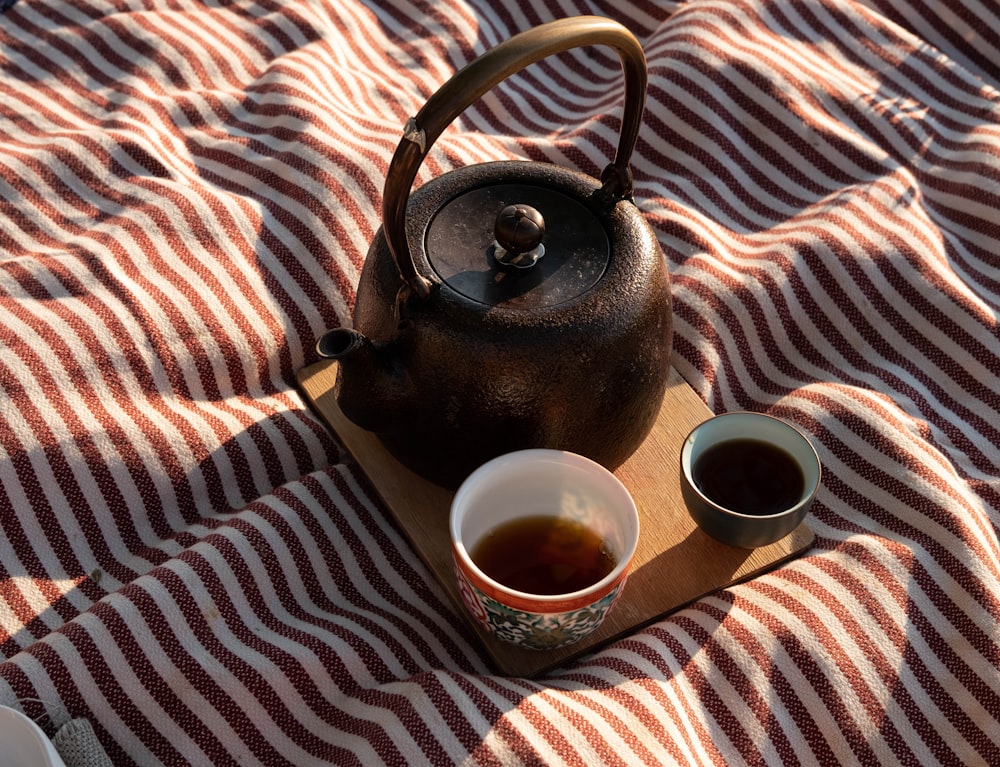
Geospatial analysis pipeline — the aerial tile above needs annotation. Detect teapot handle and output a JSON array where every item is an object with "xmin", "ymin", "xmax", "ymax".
[{"xmin": 381, "ymin": 15, "xmax": 648, "ymax": 300}]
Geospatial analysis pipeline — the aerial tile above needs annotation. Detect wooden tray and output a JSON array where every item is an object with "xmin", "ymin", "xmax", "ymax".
[{"xmin": 297, "ymin": 360, "xmax": 815, "ymax": 677}]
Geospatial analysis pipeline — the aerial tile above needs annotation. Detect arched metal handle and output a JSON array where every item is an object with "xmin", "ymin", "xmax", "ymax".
[{"xmin": 381, "ymin": 15, "xmax": 648, "ymax": 300}]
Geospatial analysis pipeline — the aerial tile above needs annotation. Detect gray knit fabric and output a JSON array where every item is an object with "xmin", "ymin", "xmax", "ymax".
[{"xmin": 52, "ymin": 719, "xmax": 113, "ymax": 767}]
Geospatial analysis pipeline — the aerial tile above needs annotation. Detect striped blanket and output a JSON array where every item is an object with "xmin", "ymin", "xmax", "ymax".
[{"xmin": 2, "ymin": 0, "xmax": 998, "ymax": 764}]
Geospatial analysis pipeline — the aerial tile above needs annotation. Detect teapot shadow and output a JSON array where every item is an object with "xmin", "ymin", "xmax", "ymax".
[{"xmin": 626, "ymin": 527, "xmax": 755, "ymax": 616}]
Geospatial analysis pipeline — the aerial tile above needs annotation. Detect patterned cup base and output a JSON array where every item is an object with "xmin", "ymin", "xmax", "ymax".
[{"xmin": 456, "ymin": 565, "xmax": 626, "ymax": 650}]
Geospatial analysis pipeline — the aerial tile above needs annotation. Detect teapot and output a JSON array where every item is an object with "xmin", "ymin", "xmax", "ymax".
[{"xmin": 316, "ymin": 16, "xmax": 673, "ymax": 489}]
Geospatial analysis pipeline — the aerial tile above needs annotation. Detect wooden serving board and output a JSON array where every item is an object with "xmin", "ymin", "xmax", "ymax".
[{"xmin": 297, "ymin": 359, "xmax": 815, "ymax": 677}]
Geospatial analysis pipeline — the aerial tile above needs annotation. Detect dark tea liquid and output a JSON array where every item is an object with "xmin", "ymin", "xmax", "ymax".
[
  {"xmin": 693, "ymin": 438, "xmax": 804, "ymax": 516},
  {"xmin": 470, "ymin": 515, "xmax": 617, "ymax": 595}
]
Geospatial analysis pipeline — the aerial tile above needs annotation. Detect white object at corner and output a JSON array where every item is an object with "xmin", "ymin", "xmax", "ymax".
[{"xmin": 0, "ymin": 705, "xmax": 68, "ymax": 767}]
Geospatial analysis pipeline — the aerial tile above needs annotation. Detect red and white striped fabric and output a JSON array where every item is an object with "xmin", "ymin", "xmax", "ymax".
[{"xmin": 1, "ymin": 0, "xmax": 998, "ymax": 764}]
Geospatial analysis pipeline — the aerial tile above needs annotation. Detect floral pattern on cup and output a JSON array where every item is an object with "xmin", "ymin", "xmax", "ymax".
[
  {"xmin": 457, "ymin": 563, "xmax": 627, "ymax": 650},
  {"xmin": 455, "ymin": 563, "xmax": 490, "ymax": 627}
]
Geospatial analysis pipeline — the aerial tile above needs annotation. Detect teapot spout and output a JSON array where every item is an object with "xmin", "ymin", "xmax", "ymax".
[
  {"xmin": 315, "ymin": 328, "xmax": 405, "ymax": 433},
  {"xmin": 316, "ymin": 327, "xmax": 368, "ymax": 360}
]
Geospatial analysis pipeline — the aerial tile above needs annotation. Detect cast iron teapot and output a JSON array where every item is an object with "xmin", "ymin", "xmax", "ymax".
[{"xmin": 317, "ymin": 16, "xmax": 673, "ymax": 489}]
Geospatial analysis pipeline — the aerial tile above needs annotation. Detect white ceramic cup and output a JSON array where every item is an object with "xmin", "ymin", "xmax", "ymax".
[
  {"xmin": 0, "ymin": 706, "xmax": 67, "ymax": 767},
  {"xmin": 680, "ymin": 412, "xmax": 821, "ymax": 548},
  {"xmin": 450, "ymin": 449, "xmax": 639, "ymax": 650}
]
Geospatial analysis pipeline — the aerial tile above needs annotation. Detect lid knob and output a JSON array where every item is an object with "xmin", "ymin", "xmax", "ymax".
[{"xmin": 493, "ymin": 204, "xmax": 545, "ymax": 269}]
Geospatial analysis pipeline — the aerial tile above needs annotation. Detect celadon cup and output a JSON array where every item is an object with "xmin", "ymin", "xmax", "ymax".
[
  {"xmin": 680, "ymin": 412, "xmax": 821, "ymax": 548},
  {"xmin": 450, "ymin": 449, "xmax": 640, "ymax": 650}
]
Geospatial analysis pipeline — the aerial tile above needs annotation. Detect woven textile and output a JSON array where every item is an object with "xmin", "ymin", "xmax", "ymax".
[
  {"xmin": 1, "ymin": 0, "xmax": 998, "ymax": 764},
  {"xmin": 54, "ymin": 719, "xmax": 114, "ymax": 767}
]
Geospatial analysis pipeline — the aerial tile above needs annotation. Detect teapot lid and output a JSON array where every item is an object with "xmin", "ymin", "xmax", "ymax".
[{"xmin": 425, "ymin": 182, "xmax": 610, "ymax": 309}]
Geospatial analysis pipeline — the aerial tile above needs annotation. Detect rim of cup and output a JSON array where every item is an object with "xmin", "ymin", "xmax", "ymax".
[
  {"xmin": 680, "ymin": 411, "xmax": 821, "ymax": 520},
  {"xmin": 449, "ymin": 449, "xmax": 640, "ymax": 604}
]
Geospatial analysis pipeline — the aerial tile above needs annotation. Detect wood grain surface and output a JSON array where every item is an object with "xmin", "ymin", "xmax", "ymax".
[{"xmin": 298, "ymin": 360, "xmax": 815, "ymax": 677}]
